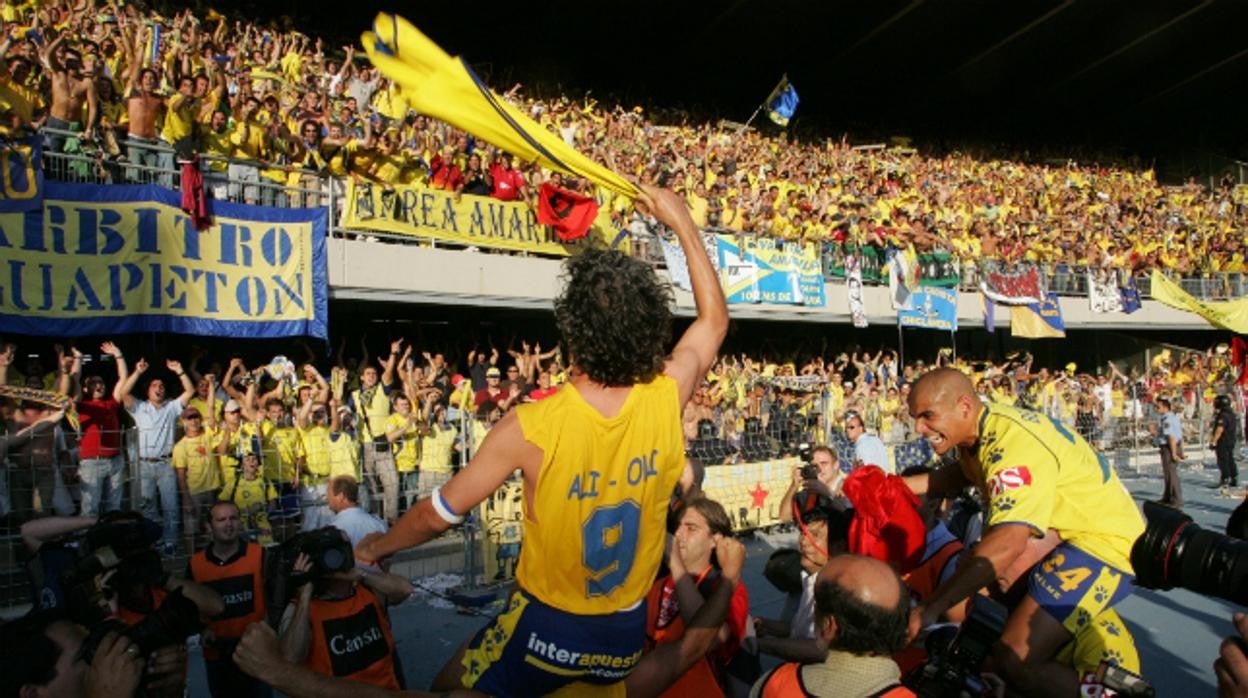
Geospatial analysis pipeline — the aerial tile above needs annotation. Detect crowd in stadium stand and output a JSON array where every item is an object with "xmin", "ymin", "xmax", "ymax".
[
  {"xmin": 2, "ymin": 334, "xmax": 1241, "ymax": 538},
  {"xmin": 2, "ymin": 2, "xmax": 1246, "ymax": 278}
]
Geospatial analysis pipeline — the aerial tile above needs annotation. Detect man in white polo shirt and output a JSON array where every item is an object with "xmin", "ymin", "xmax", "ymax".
[{"xmin": 120, "ymin": 356, "xmax": 194, "ymax": 551}]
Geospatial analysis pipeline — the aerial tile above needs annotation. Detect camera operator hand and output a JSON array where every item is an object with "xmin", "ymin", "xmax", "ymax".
[
  {"xmin": 143, "ymin": 643, "xmax": 188, "ymax": 697},
  {"xmin": 1216, "ymin": 611, "xmax": 1248, "ymax": 697},
  {"xmin": 85, "ymin": 632, "xmax": 143, "ymax": 698},
  {"xmin": 235, "ymin": 622, "xmax": 286, "ymax": 686}
]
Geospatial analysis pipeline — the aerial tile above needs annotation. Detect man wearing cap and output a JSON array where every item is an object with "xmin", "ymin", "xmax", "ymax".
[
  {"xmin": 119, "ymin": 356, "xmax": 195, "ymax": 550},
  {"xmin": 174, "ymin": 402, "xmax": 223, "ymax": 538},
  {"xmin": 474, "ymin": 367, "xmax": 508, "ymax": 408}
]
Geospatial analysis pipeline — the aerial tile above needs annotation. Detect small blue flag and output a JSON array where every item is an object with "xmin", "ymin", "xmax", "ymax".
[
  {"xmin": 1120, "ymin": 280, "xmax": 1142, "ymax": 314},
  {"xmin": 766, "ymin": 76, "xmax": 799, "ymax": 127}
]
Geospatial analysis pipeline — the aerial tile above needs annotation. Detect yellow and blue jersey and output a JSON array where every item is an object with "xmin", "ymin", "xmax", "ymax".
[
  {"xmin": 514, "ymin": 376, "xmax": 684, "ymax": 615},
  {"xmin": 972, "ymin": 402, "xmax": 1144, "ymax": 572}
]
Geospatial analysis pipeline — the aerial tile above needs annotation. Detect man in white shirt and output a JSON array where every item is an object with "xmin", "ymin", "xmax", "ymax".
[
  {"xmin": 846, "ymin": 411, "xmax": 889, "ymax": 474},
  {"xmin": 119, "ymin": 357, "xmax": 194, "ymax": 550},
  {"xmin": 328, "ymin": 475, "xmax": 386, "ymax": 550}
]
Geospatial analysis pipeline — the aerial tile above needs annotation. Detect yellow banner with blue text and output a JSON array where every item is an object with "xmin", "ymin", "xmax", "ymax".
[
  {"xmin": 0, "ymin": 181, "xmax": 328, "ymax": 339},
  {"xmin": 340, "ymin": 179, "xmax": 628, "ymax": 255}
]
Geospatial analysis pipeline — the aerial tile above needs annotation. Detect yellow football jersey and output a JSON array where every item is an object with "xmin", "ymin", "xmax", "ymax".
[
  {"xmin": 971, "ymin": 402, "xmax": 1144, "ymax": 572},
  {"xmin": 514, "ymin": 375, "xmax": 683, "ymax": 615}
]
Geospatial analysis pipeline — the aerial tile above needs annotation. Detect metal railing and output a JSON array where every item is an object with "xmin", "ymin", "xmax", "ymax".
[{"xmin": 35, "ymin": 128, "xmax": 1248, "ymax": 301}]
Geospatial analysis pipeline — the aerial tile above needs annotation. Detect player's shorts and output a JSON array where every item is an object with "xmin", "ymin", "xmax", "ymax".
[
  {"xmin": 461, "ymin": 588, "xmax": 644, "ymax": 697},
  {"xmin": 1054, "ymin": 607, "xmax": 1140, "ymax": 674},
  {"xmin": 1029, "ymin": 542, "xmax": 1134, "ymax": 635}
]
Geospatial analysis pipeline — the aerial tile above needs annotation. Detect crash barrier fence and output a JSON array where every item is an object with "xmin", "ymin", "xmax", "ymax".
[
  {"xmin": 5, "ymin": 400, "xmax": 1236, "ymax": 611},
  {"xmin": 37, "ymin": 132, "xmax": 1248, "ymax": 302}
]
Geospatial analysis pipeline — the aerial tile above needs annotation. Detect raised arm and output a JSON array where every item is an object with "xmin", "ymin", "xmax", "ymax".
[
  {"xmin": 642, "ymin": 185, "xmax": 728, "ymax": 407},
  {"xmin": 167, "ymin": 359, "xmax": 195, "ymax": 406},
  {"xmin": 118, "ymin": 357, "xmax": 148, "ymax": 409}
]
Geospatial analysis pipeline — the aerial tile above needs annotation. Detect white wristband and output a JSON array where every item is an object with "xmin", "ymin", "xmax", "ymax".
[{"xmin": 431, "ymin": 486, "xmax": 464, "ymax": 525}]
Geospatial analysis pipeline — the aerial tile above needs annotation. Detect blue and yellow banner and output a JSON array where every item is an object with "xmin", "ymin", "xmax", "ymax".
[
  {"xmin": 716, "ymin": 236, "xmax": 825, "ymax": 307},
  {"xmin": 1010, "ymin": 292, "xmax": 1065, "ymax": 339},
  {"xmin": 341, "ymin": 179, "xmax": 626, "ymax": 256},
  {"xmin": 0, "ymin": 181, "xmax": 328, "ymax": 339},
  {"xmin": 898, "ymin": 286, "xmax": 958, "ymax": 331},
  {"xmin": 0, "ymin": 135, "xmax": 43, "ymax": 213}
]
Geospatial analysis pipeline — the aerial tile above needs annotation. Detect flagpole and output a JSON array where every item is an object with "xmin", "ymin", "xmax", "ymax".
[
  {"xmin": 897, "ymin": 323, "xmax": 905, "ymax": 373},
  {"xmin": 950, "ymin": 330, "xmax": 957, "ymax": 361},
  {"xmin": 739, "ymin": 103, "xmax": 765, "ymax": 133},
  {"xmin": 740, "ymin": 74, "xmax": 788, "ymax": 133}
]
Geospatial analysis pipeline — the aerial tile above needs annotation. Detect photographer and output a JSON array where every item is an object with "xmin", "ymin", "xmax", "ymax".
[
  {"xmin": 0, "ymin": 612, "xmax": 171, "ymax": 698},
  {"xmin": 20, "ymin": 515, "xmax": 98, "ymax": 611},
  {"xmin": 777, "ymin": 445, "xmax": 842, "ymax": 523},
  {"xmin": 187, "ymin": 501, "xmax": 270, "ymax": 697},
  {"xmin": 751, "ymin": 554, "xmax": 913, "ymax": 698},
  {"xmin": 277, "ymin": 527, "xmax": 411, "ymax": 689},
  {"xmin": 754, "ymin": 506, "xmax": 853, "ymax": 664}
]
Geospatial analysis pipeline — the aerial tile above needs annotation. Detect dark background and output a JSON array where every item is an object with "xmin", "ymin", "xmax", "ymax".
[{"xmin": 204, "ymin": 0, "xmax": 1248, "ymax": 175}]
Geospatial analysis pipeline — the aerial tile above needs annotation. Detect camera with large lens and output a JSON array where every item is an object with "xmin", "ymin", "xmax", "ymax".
[
  {"xmin": 77, "ymin": 586, "xmax": 205, "ymax": 664},
  {"xmin": 64, "ymin": 513, "xmax": 165, "ymax": 626},
  {"xmin": 1130, "ymin": 500, "xmax": 1248, "ymax": 606},
  {"xmin": 282, "ymin": 526, "xmax": 354, "ymax": 583},
  {"xmin": 906, "ymin": 596, "xmax": 1008, "ymax": 698},
  {"xmin": 796, "ymin": 442, "xmax": 818, "ymax": 479}
]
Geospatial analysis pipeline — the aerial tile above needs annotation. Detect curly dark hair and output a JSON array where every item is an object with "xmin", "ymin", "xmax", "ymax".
[
  {"xmin": 554, "ymin": 247, "xmax": 673, "ymax": 387},
  {"xmin": 814, "ymin": 570, "xmax": 910, "ymax": 656}
]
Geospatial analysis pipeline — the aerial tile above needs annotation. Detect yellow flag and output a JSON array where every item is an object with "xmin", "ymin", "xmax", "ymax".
[
  {"xmin": 361, "ymin": 14, "xmax": 638, "ymax": 200},
  {"xmin": 1150, "ymin": 270, "xmax": 1248, "ymax": 333},
  {"xmin": 1010, "ymin": 305, "xmax": 1065, "ymax": 339}
]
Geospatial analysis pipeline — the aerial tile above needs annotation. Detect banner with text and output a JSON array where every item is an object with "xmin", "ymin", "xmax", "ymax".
[
  {"xmin": 716, "ymin": 236, "xmax": 826, "ymax": 306},
  {"xmin": 898, "ymin": 286, "xmax": 959, "ymax": 332},
  {"xmin": 0, "ymin": 182, "xmax": 328, "ymax": 339},
  {"xmin": 978, "ymin": 260, "xmax": 1046, "ymax": 305},
  {"xmin": 341, "ymin": 179, "xmax": 626, "ymax": 255},
  {"xmin": 0, "ymin": 135, "xmax": 43, "ymax": 213}
]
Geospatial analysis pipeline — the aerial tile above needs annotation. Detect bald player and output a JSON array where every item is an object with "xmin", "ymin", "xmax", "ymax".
[
  {"xmin": 901, "ymin": 368, "xmax": 1144, "ymax": 697},
  {"xmin": 751, "ymin": 554, "xmax": 913, "ymax": 697}
]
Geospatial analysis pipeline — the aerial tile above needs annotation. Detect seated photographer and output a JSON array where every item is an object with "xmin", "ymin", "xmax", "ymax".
[
  {"xmin": 187, "ymin": 501, "xmax": 271, "ymax": 698},
  {"xmin": 754, "ymin": 505, "xmax": 853, "ymax": 663},
  {"xmin": 0, "ymin": 611, "xmax": 188, "ymax": 698},
  {"xmin": 645, "ymin": 496, "xmax": 751, "ymax": 697},
  {"xmin": 751, "ymin": 554, "xmax": 914, "ymax": 698},
  {"xmin": 234, "ymin": 538, "xmax": 750, "ymax": 698},
  {"xmin": 96, "ymin": 518, "xmax": 225, "ymax": 629},
  {"xmin": 277, "ymin": 527, "xmax": 412, "ymax": 689},
  {"xmin": 777, "ymin": 446, "xmax": 842, "ymax": 523}
]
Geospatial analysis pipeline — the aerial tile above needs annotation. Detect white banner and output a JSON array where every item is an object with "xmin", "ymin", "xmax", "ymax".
[
  {"xmin": 1087, "ymin": 270, "xmax": 1123, "ymax": 313},
  {"xmin": 847, "ymin": 254, "xmax": 869, "ymax": 328}
]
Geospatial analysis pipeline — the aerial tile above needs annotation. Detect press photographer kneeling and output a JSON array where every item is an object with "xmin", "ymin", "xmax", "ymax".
[
  {"xmin": 3, "ymin": 513, "xmax": 225, "ymax": 698},
  {"xmin": 275, "ymin": 526, "xmax": 412, "ymax": 689}
]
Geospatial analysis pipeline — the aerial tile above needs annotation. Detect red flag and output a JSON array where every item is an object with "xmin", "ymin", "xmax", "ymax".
[
  {"xmin": 841, "ymin": 466, "xmax": 926, "ymax": 573},
  {"xmin": 538, "ymin": 182, "xmax": 599, "ymax": 241},
  {"xmin": 1233, "ymin": 337, "xmax": 1248, "ymax": 386}
]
